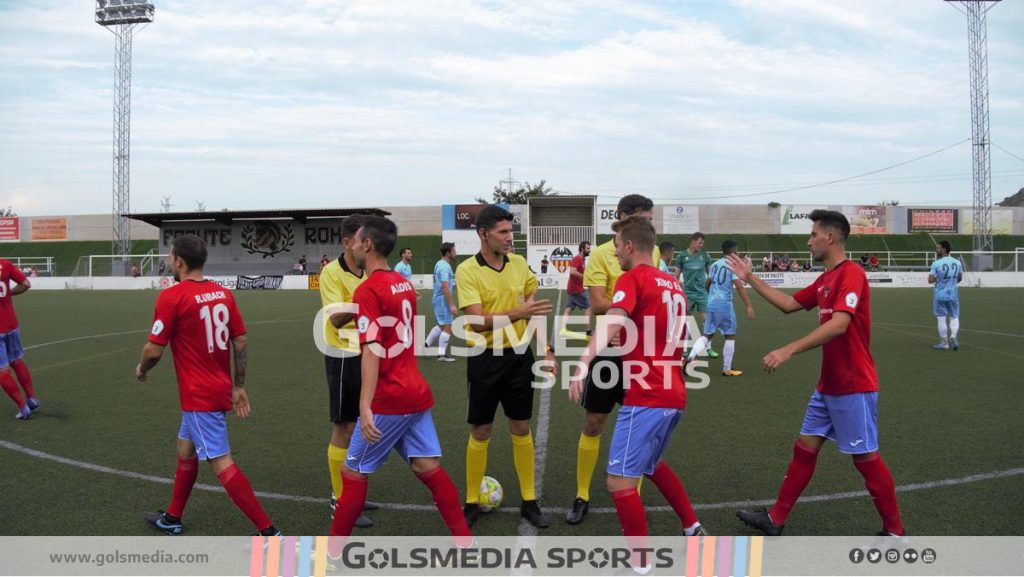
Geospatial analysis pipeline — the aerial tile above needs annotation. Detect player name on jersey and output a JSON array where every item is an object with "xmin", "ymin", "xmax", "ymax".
[
  {"xmin": 390, "ymin": 281, "xmax": 414, "ymax": 295},
  {"xmin": 193, "ymin": 290, "xmax": 227, "ymax": 304}
]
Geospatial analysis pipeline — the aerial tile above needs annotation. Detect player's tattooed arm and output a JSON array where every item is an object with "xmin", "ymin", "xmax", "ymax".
[{"xmin": 232, "ymin": 335, "xmax": 248, "ymax": 388}]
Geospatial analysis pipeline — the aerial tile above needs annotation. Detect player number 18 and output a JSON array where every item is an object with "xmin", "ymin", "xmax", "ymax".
[{"xmin": 199, "ymin": 303, "xmax": 230, "ymax": 353}]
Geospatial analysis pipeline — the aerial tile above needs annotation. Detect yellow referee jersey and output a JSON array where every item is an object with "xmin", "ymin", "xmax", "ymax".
[
  {"xmin": 456, "ymin": 253, "xmax": 539, "ymax": 349},
  {"xmin": 319, "ymin": 256, "xmax": 364, "ymax": 352},
  {"xmin": 582, "ymin": 239, "xmax": 660, "ymax": 296}
]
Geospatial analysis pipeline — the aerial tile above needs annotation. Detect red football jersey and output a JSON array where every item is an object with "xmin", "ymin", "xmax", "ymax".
[
  {"xmin": 354, "ymin": 269, "xmax": 434, "ymax": 415},
  {"xmin": 793, "ymin": 260, "xmax": 878, "ymax": 395},
  {"xmin": 148, "ymin": 279, "xmax": 247, "ymax": 412},
  {"xmin": 567, "ymin": 254, "xmax": 586, "ymax": 295},
  {"xmin": 609, "ymin": 263, "xmax": 688, "ymax": 409},
  {"xmin": 0, "ymin": 260, "xmax": 27, "ymax": 334}
]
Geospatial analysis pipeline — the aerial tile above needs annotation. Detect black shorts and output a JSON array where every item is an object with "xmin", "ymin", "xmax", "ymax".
[
  {"xmin": 325, "ymin": 354, "xmax": 361, "ymax": 423},
  {"xmin": 581, "ymin": 355, "xmax": 624, "ymax": 414},
  {"xmin": 467, "ymin": 348, "xmax": 536, "ymax": 425}
]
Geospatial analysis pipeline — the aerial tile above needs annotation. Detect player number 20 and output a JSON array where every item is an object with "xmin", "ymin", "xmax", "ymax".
[
  {"xmin": 661, "ymin": 290, "xmax": 686, "ymax": 342},
  {"xmin": 199, "ymin": 303, "xmax": 230, "ymax": 353}
]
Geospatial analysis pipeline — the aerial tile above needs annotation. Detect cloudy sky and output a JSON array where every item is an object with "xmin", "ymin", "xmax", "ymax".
[{"xmin": 1, "ymin": 0, "xmax": 1022, "ymax": 216}]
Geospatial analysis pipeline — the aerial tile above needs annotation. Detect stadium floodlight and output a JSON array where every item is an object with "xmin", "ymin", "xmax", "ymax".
[
  {"xmin": 95, "ymin": 0, "xmax": 155, "ymax": 26},
  {"xmin": 96, "ymin": 1, "xmax": 154, "ymax": 273}
]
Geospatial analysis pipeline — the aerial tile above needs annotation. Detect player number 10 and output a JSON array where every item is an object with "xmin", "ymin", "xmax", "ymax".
[
  {"xmin": 661, "ymin": 290, "xmax": 686, "ymax": 342},
  {"xmin": 199, "ymin": 303, "xmax": 230, "ymax": 353}
]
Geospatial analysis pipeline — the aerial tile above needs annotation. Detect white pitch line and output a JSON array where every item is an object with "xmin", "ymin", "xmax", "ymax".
[
  {"xmin": 23, "ymin": 319, "xmax": 306, "ymax": 351},
  {"xmin": 873, "ymin": 322, "xmax": 1023, "ymax": 339},
  {"xmin": 4, "ymin": 441, "xmax": 1023, "ymax": 516}
]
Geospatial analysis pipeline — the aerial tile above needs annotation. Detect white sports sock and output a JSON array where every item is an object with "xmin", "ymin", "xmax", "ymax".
[
  {"xmin": 438, "ymin": 331, "xmax": 451, "ymax": 357},
  {"xmin": 688, "ymin": 336, "xmax": 709, "ymax": 362},
  {"xmin": 426, "ymin": 326, "xmax": 442, "ymax": 347},
  {"xmin": 723, "ymin": 340, "xmax": 736, "ymax": 372},
  {"xmin": 937, "ymin": 317, "xmax": 948, "ymax": 342},
  {"xmin": 950, "ymin": 318, "xmax": 960, "ymax": 339}
]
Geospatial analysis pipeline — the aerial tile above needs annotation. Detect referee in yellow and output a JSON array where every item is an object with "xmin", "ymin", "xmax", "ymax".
[
  {"xmin": 565, "ymin": 194, "xmax": 659, "ymax": 525},
  {"xmin": 456, "ymin": 204, "xmax": 553, "ymax": 528}
]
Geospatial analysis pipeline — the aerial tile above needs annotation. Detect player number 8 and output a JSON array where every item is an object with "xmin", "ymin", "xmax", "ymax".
[{"xmin": 199, "ymin": 303, "xmax": 230, "ymax": 353}]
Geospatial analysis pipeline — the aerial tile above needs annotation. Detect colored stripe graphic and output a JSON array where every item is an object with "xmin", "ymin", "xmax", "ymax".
[
  {"xmin": 749, "ymin": 536, "xmax": 764, "ymax": 577},
  {"xmin": 701, "ymin": 536, "xmax": 716, "ymax": 577},
  {"xmin": 297, "ymin": 537, "xmax": 313, "ymax": 577},
  {"xmin": 686, "ymin": 536, "xmax": 700, "ymax": 577},
  {"xmin": 281, "ymin": 536, "xmax": 297, "ymax": 577},
  {"xmin": 313, "ymin": 536, "xmax": 328, "ymax": 577},
  {"xmin": 716, "ymin": 536, "xmax": 732, "ymax": 577},
  {"xmin": 250, "ymin": 537, "xmax": 264, "ymax": 577},
  {"xmin": 733, "ymin": 536, "xmax": 749, "ymax": 577},
  {"xmin": 265, "ymin": 536, "xmax": 281, "ymax": 577}
]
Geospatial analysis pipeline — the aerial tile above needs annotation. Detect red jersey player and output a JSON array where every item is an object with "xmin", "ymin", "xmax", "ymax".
[
  {"xmin": 0, "ymin": 259, "xmax": 37, "ymax": 420},
  {"xmin": 569, "ymin": 215, "xmax": 708, "ymax": 564},
  {"xmin": 135, "ymin": 234, "xmax": 280, "ymax": 536},
  {"xmin": 727, "ymin": 209, "xmax": 904, "ymax": 537},
  {"xmin": 328, "ymin": 215, "xmax": 471, "ymax": 546}
]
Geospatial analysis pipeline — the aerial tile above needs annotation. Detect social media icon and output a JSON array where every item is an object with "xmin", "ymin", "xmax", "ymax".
[
  {"xmin": 904, "ymin": 548, "xmax": 919, "ymax": 564},
  {"xmin": 867, "ymin": 549, "xmax": 881, "ymax": 564},
  {"xmin": 849, "ymin": 549, "xmax": 864, "ymax": 564},
  {"xmin": 922, "ymin": 549, "xmax": 937, "ymax": 564},
  {"xmin": 886, "ymin": 549, "xmax": 900, "ymax": 563}
]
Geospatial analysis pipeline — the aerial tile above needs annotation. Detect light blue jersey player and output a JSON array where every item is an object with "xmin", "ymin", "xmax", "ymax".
[
  {"xmin": 687, "ymin": 241, "xmax": 755, "ymax": 376},
  {"xmin": 394, "ymin": 247, "xmax": 414, "ymax": 281},
  {"xmin": 426, "ymin": 242, "xmax": 458, "ymax": 361},
  {"xmin": 929, "ymin": 240, "xmax": 963, "ymax": 351}
]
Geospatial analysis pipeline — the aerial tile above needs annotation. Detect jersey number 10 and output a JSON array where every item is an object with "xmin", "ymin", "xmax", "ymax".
[
  {"xmin": 662, "ymin": 290, "xmax": 687, "ymax": 342},
  {"xmin": 199, "ymin": 304, "xmax": 230, "ymax": 353}
]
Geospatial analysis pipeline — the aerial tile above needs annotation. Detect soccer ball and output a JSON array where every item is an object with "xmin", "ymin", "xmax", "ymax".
[{"xmin": 478, "ymin": 476, "xmax": 503, "ymax": 512}]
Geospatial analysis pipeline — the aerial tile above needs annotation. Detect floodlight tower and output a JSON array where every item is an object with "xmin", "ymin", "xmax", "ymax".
[
  {"xmin": 945, "ymin": 0, "xmax": 1000, "ymax": 263},
  {"xmin": 96, "ymin": 0, "xmax": 154, "ymax": 268}
]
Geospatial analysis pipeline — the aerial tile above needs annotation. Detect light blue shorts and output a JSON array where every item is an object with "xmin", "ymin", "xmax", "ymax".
[
  {"xmin": 433, "ymin": 302, "xmax": 454, "ymax": 326},
  {"xmin": 703, "ymin": 309, "xmax": 737, "ymax": 336},
  {"xmin": 0, "ymin": 328, "xmax": 25, "ymax": 368},
  {"xmin": 933, "ymin": 299, "xmax": 960, "ymax": 318},
  {"xmin": 345, "ymin": 409, "xmax": 443, "ymax": 474},
  {"xmin": 800, "ymin": 390, "xmax": 879, "ymax": 454},
  {"xmin": 607, "ymin": 406, "xmax": 683, "ymax": 478},
  {"xmin": 178, "ymin": 411, "xmax": 231, "ymax": 460}
]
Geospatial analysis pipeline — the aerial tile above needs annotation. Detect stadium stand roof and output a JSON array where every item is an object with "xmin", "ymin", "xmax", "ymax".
[{"xmin": 127, "ymin": 208, "xmax": 390, "ymax": 227}]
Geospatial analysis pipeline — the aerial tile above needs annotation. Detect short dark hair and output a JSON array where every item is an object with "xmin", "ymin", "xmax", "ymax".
[
  {"xmin": 440, "ymin": 242, "xmax": 455, "ymax": 257},
  {"xmin": 690, "ymin": 232, "xmax": 705, "ymax": 241},
  {"xmin": 938, "ymin": 240, "xmax": 952, "ymax": 254},
  {"xmin": 357, "ymin": 215, "xmax": 398, "ymax": 257},
  {"xmin": 658, "ymin": 241, "xmax": 675, "ymax": 253},
  {"xmin": 809, "ymin": 209, "xmax": 850, "ymax": 242},
  {"xmin": 611, "ymin": 214, "xmax": 656, "ymax": 253},
  {"xmin": 172, "ymin": 234, "xmax": 208, "ymax": 270},
  {"xmin": 475, "ymin": 204, "xmax": 514, "ymax": 232},
  {"xmin": 400, "ymin": 247, "xmax": 412, "ymax": 255},
  {"xmin": 616, "ymin": 194, "xmax": 654, "ymax": 219},
  {"xmin": 578, "ymin": 240, "xmax": 590, "ymax": 252},
  {"xmin": 342, "ymin": 214, "xmax": 368, "ymax": 239},
  {"xmin": 721, "ymin": 240, "xmax": 738, "ymax": 255}
]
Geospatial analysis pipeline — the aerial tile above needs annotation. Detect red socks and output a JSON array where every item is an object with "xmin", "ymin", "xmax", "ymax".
[
  {"xmin": 167, "ymin": 456, "xmax": 199, "ymax": 518},
  {"xmin": 11, "ymin": 360, "xmax": 34, "ymax": 399},
  {"xmin": 646, "ymin": 461, "xmax": 699, "ymax": 529},
  {"xmin": 330, "ymin": 470, "xmax": 368, "ymax": 537},
  {"xmin": 854, "ymin": 454, "xmax": 905, "ymax": 535},
  {"xmin": 216, "ymin": 463, "xmax": 272, "ymax": 532},
  {"xmin": 769, "ymin": 440, "xmax": 819, "ymax": 525},
  {"xmin": 611, "ymin": 488, "xmax": 648, "ymax": 536},
  {"xmin": 0, "ymin": 370, "xmax": 24, "ymax": 408},
  {"xmin": 416, "ymin": 466, "xmax": 473, "ymax": 546}
]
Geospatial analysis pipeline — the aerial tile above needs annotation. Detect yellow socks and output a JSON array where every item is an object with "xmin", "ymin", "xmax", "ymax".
[
  {"xmin": 465, "ymin": 436, "xmax": 490, "ymax": 504},
  {"xmin": 327, "ymin": 444, "xmax": 347, "ymax": 499},
  {"xmin": 576, "ymin": 433, "xmax": 601, "ymax": 501},
  {"xmin": 511, "ymin": 431, "xmax": 537, "ymax": 501}
]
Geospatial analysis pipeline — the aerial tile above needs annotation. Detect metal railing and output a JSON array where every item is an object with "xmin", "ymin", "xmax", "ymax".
[
  {"xmin": 529, "ymin": 226, "xmax": 594, "ymax": 246},
  {"xmin": 3, "ymin": 256, "xmax": 56, "ymax": 276}
]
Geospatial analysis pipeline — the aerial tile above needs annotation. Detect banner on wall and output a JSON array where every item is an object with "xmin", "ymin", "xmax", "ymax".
[
  {"xmin": 908, "ymin": 208, "xmax": 958, "ymax": 233},
  {"xmin": 30, "ymin": 217, "xmax": 68, "ymax": 241},
  {"xmin": 0, "ymin": 217, "xmax": 19, "ymax": 241},
  {"xmin": 596, "ymin": 205, "xmax": 619, "ymax": 235},
  {"xmin": 843, "ymin": 205, "xmax": 888, "ymax": 234},
  {"xmin": 960, "ymin": 208, "xmax": 1014, "ymax": 235},
  {"xmin": 444, "ymin": 203, "xmax": 521, "ymax": 232},
  {"xmin": 528, "ymin": 244, "xmax": 576, "ymax": 276},
  {"xmin": 662, "ymin": 206, "xmax": 700, "ymax": 235},
  {"xmin": 442, "ymin": 229, "xmax": 480, "ymax": 257},
  {"xmin": 780, "ymin": 206, "xmax": 818, "ymax": 234}
]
